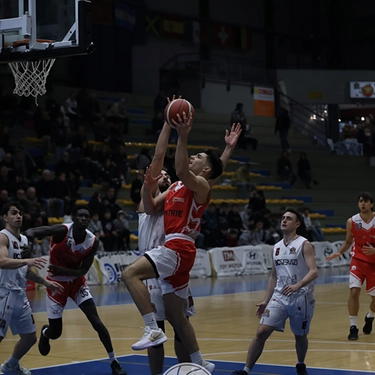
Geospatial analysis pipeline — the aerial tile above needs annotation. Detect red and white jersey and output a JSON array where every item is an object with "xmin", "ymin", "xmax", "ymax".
[
  {"xmin": 164, "ymin": 181, "xmax": 209, "ymax": 244},
  {"xmin": 48, "ymin": 223, "xmax": 97, "ymax": 282},
  {"xmin": 351, "ymin": 213, "xmax": 375, "ymax": 262}
]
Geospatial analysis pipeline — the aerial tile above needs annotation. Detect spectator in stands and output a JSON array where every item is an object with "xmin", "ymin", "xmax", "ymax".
[
  {"xmin": 242, "ymin": 123, "xmax": 258, "ymax": 151},
  {"xmin": 164, "ymin": 148, "xmax": 177, "ymax": 183},
  {"xmin": 94, "ymin": 231, "xmax": 105, "ymax": 256},
  {"xmin": 88, "ymin": 192, "xmax": 106, "ymax": 220},
  {"xmin": 264, "ymin": 224, "xmax": 281, "ymax": 245},
  {"xmin": 106, "ymin": 98, "xmax": 129, "ymax": 134},
  {"xmin": 248, "ymin": 190, "xmax": 266, "ymax": 219},
  {"xmin": 24, "ymin": 186, "xmax": 44, "ymax": 227},
  {"xmin": 0, "ymin": 126, "xmax": 11, "ymax": 153},
  {"xmin": 135, "ymin": 148, "xmax": 152, "ymax": 170},
  {"xmin": 252, "ymin": 220, "xmax": 267, "ymax": 245},
  {"xmin": 113, "ymin": 144, "xmax": 131, "ymax": 184},
  {"xmin": 297, "ymin": 152, "xmax": 318, "ymax": 189},
  {"xmin": 0, "ymin": 166, "xmax": 12, "ymax": 192},
  {"xmin": 0, "ymin": 90, "xmax": 18, "ymax": 128},
  {"xmin": 102, "ymin": 187, "xmax": 122, "ymax": 219},
  {"xmin": 8, "ymin": 173, "xmax": 29, "ymax": 198},
  {"xmin": 0, "ymin": 153, "xmax": 15, "ymax": 174},
  {"xmin": 92, "ymin": 116, "xmax": 111, "ymax": 143},
  {"xmin": 51, "ymin": 115, "xmax": 69, "ymax": 162},
  {"xmin": 240, "ymin": 204, "xmax": 254, "ymax": 230},
  {"xmin": 227, "ymin": 204, "xmax": 244, "ymax": 237},
  {"xmin": 0, "ymin": 189, "xmax": 10, "ymax": 217},
  {"xmin": 88, "ymin": 212, "xmax": 105, "ymax": 241},
  {"xmin": 12, "ymin": 149, "xmax": 27, "ymax": 180},
  {"xmin": 101, "ymin": 209, "xmax": 116, "ymax": 251},
  {"xmin": 130, "ymin": 169, "xmax": 144, "ymax": 205},
  {"xmin": 35, "ymin": 169, "xmax": 64, "ymax": 218},
  {"xmin": 14, "ymin": 188, "xmax": 31, "ymax": 230},
  {"xmin": 55, "ymin": 152, "xmax": 75, "ymax": 181},
  {"xmin": 201, "ymin": 203, "xmax": 222, "ymax": 248},
  {"xmin": 239, "ymin": 224, "xmax": 255, "ymax": 246},
  {"xmin": 231, "ymin": 103, "xmax": 247, "ymax": 150},
  {"xmin": 277, "ymin": 151, "xmax": 297, "ymax": 186},
  {"xmin": 231, "ymin": 163, "xmax": 256, "ymax": 199},
  {"xmin": 217, "ymin": 202, "xmax": 230, "ymax": 230},
  {"xmin": 302, "ymin": 207, "xmax": 324, "ymax": 242},
  {"xmin": 275, "ymin": 107, "xmax": 291, "ymax": 152},
  {"xmin": 64, "ymin": 91, "xmax": 80, "ymax": 129},
  {"xmin": 53, "ymin": 172, "xmax": 74, "ymax": 216},
  {"xmin": 226, "ymin": 228, "xmax": 239, "ymax": 247},
  {"xmin": 99, "ymin": 158, "xmax": 122, "ymax": 190},
  {"xmin": 113, "ymin": 210, "xmax": 132, "ymax": 251},
  {"xmin": 34, "ymin": 109, "xmax": 52, "ymax": 152}
]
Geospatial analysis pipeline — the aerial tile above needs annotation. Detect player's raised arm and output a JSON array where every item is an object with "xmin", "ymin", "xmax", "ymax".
[
  {"xmin": 25, "ymin": 224, "xmax": 68, "ymax": 244},
  {"xmin": 143, "ymin": 166, "xmax": 169, "ymax": 215}
]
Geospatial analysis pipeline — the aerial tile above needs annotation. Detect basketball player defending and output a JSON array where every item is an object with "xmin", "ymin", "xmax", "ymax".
[
  {"xmin": 230, "ymin": 208, "xmax": 318, "ymax": 375},
  {"xmin": 25, "ymin": 205, "xmax": 127, "ymax": 375},
  {"xmin": 0, "ymin": 201, "xmax": 63, "ymax": 375},
  {"xmin": 326, "ymin": 192, "xmax": 375, "ymax": 340},
  {"xmin": 138, "ymin": 119, "xmax": 241, "ymax": 375},
  {"xmin": 123, "ymin": 112, "xmax": 224, "ymax": 373}
]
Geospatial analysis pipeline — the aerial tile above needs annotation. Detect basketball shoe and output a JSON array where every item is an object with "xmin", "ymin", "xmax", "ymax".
[
  {"xmin": 110, "ymin": 360, "xmax": 127, "ymax": 375},
  {"xmin": 363, "ymin": 314, "xmax": 374, "ymax": 334},
  {"xmin": 296, "ymin": 363, "xmax": 308, "ymax": 375},
  {"xmin": 131, "ymin": 326, "xmax": 167, "ymax": 350},
  {"xmin": 38, "ymin": 324, "xmax": 51, "ymax": 355},
  {"xmin": 348, "ymin": 325, "xmax": 359, "ymax": 340},
  {"xmin": 1, "ymin": 361, "xmax": 31, "ymax": 375}
]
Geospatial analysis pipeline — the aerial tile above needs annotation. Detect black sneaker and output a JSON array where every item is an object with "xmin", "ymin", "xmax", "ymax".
[
  {"xmin": 230, "ymin": 371, "xmax": 248, "ymax": 375},
  {"xmin": 110, "ymin": 360, "xmax": 127, "ymax": 375},
  {"xmin": 363, "ymin": 315, "xmax": 374, "ymax": 334},
  {"xmin": 296, "ymin": 363, "xmax": 308, "ymax": 375},
  {"xmin": 38, "ymin": 324, "xmax": 51, "ymax": 356},
  {"xmin": 348, "ymin": 325, "xmax": 359, "ymax": 340}
]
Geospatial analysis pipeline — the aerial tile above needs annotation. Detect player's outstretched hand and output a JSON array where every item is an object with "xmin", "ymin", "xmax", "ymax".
[
  {"xmin": 144, "ymin": 165, "xmax": 161, "ymax": 191},
  {"xmin": 45, "ymin": 280, "xmax": 64, "ymax": 294},
  {"xmin": 26, "ymin": 257, "xmax": 47, "ymax": 270},
  {"xmin": 326, "ymin": 253, "xmax": 340, "ymax": 261},
  {"xmin": 171, "ymin": 111, "xmax": 193, "ymax": 134},
  {"xmin": 225, "ymin": 123, "xmax": 242, "ymax": 148},
  {"xmin": 255, "ymin": 301, "xmax": 268, "ymax": 319}
]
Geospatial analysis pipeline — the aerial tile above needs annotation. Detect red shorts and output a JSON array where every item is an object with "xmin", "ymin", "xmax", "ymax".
[
  {"xmin": 46, "ymin": 276, "xmax": 92, "ymax": 319},
  {"xmin": 349, "ymin": 257, "xmax": 375, "ymax": 295}
]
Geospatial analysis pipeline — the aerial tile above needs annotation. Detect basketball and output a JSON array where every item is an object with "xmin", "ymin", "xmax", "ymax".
[
  {"xmin": 164, "ymin": 99, "xmax": 195, "ymax": 129},
  {"xmin": 163, "ymin": 363, "xmax": 211, "ymax": 375}
]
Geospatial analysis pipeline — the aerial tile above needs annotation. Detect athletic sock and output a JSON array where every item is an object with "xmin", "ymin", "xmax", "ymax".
[
  {"xmin": 367, "ymin": 311, "xmax": 375, "ymax": 318},
  {"xmin": 190, "ymin": 350, "xmax": 203, "ymax": 365},
  {"xmin": 349, "ymin": 316, "xmax": 358, "ymax": 327},
  {"xmin": 108, "ymin": 351, "xmax": 116, "ymax": 363},
  {"xmin": 6, "ymin": 355, "xmax": 19, "ymax": 368},
  {"xmin": 142, "ymin": 312, "xmax": 158, "ymax": 330}
]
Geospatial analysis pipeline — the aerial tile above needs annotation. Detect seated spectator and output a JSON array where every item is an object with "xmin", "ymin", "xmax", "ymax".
[
  {"xmin": 227, "ymin": 204, "xmax": 244, "ymax": 237},
  {"xmin": 53, "ymin": 172, "xmax": 74, "ymax": 215},
  {"xmin": 35, "ymin": 169, "xmax": 64, "ymax": 218},
  {"xmin": 216, "ymin": 202, "xmax": 230, "ymax": 230},
  {"xmin": 113, "ymin": 210, "xmax": 131, "ymax": 250},
  {"xmin": 94, "ymin": 231, "xmax": 105, "ymax": 256},
  {"xmin": 24, "ymin": 186, "xmax": 44, "ymax": 227},
  {"xmin": 240, "ymin": 204, "xmax": 254, "ymax": 230},
  {"xmin": 297, "ymin": 152, "xmax": 318, "ymax": 189},
  {"xmin": 55, "ymin": 152, "xmax": 75, "ymax": 181},
  {"xmin": 302, "ymin": 207, "xmax": 324, "ymax": 242},
  {"xmin": 106, "ymin": 98, "xmax": 129, "ymax": 134},
  {"xmin": 130, "ymin": 170, "xmax": 144, "ymax": 205},
  {"xmin": 101, "ymin": 209, "xmax": 116, "ymax": 251},
  {"xmin": 102, "ymin": 187, "xmax": 122, "ymax": 219},
  {"xmin": 201, "ymin": 203, "xmax": 222, "ymax": 248},
  {"xmin": 238, "ymin": 224, "xmax": 255, "ymax": 246},
  {"xmin": 113, "ymin": 144, "xmax": 131, "ymax": 184},
  {"xmin": 64, "ymin": 92, "xmax": 80, "ymax": 129},
  {"xmin": 248, "ymin": 190, "xmax": 266, "ymax": 219},
  {"xmin": 242, "ymin": 123, "xmax": 258, "ymax": 150},
  {"xmin": 88, "ymin": 212, "xmax": 105, "ymax": 240},
  {"xmin": 277, "ymin": 151, "xmax": 297, "ymax": 186},
  {"xmin": 0, "ymin": 166, "xmax": 12, "ymax": 192},
  {"xmin": 99, "ymin": 158, "xmax": 121, "ymax": 190},
  {"xmin": 88, "ymin": 192, "xmax": 106, "ymax": 219},
  {"xmin": 8, "ymin": 173, "xmax": 29, "ymax": 198},
  {"xmin": 264, "ymin": 224, "xmax": 281, "ymax": 245},
  {"xmin": 252, "ymin": 220, "xmax": 266, "ymax": 245},
  {"xmin": 231, "ymin": 163, "xmax": 256, "ymax": 199}
]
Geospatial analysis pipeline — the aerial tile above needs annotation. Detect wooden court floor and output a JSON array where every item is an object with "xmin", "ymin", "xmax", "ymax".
[{"xmin": 2, "ymin": 269, "xmax": 375, "ymax": 374}]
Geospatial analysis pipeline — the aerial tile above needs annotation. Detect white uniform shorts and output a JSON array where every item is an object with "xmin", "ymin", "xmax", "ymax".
[
  {"xmin": 260, "ymin": 291, "xmax": 315, "ymax": 336},
  {"xmin": 0, "ymin": 289, "xmax": 36, "ymax": 337},
  {"xmin": 144, "ymin": 278, "xmax": 196, "ymax": 321}
]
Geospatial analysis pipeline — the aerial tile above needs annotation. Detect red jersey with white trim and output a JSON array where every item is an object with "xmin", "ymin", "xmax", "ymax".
[
  {"xmin": 48, "ymin": 223, "xmax": 97, "ymax": 281},
  {"xmin": 164, "ymin": 181, "xmax": 209, "ymax": 239},
  {"xmin": 351, "ymin": 213, "xmax": 375, "ymax": 262}
]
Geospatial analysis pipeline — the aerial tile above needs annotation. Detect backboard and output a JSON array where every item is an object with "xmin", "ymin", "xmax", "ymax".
[{"xmin": 0, "ymin": 0, "xmax": 93, "ymax": 63}]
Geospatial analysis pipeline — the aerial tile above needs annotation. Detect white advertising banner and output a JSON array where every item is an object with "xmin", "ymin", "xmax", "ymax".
[
  {"xmin": 258, "ymin": 244, "xmax": 274, "ymax": 270},
  {"xmin": 238, "ymin": 245, "xmax": 269, "ymax": 275},
  {"xmin": 190, "ymin": 248, "xmax": 211, "ymax": 278}
]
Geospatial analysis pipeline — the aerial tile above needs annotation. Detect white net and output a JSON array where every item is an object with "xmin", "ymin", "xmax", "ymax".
[{"xmin": 8, "ymin": 59, "xmax": 56, "ymax": 100}]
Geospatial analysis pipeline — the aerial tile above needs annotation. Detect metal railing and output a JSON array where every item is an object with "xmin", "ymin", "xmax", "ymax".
[{"xmin": 278, "ymin": 92, "xmax": 328, "ymax": 146}]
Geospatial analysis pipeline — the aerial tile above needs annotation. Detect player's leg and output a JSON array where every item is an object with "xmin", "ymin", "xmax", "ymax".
[
  {"xmin": 147, "ymin": 321, "xmax": 165, "ymax": 375},
  {"xmin": 78, "ymin": 297, "xmax": 127, "ymax": 375},
  {"xmin": 363, "ymin": 263, "xmax": 375, "ymax": 334},
  {"xmin": 2, "ymin": 292, "xmax": 36, "ymax": 375},
  {"xmin": 173, "ymin": 322, "xmax": 191, "ymax": 363}
]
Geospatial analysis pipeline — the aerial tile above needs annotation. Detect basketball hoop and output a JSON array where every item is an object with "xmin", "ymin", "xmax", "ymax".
[{"xmin": 6, "ymin": 39, "xmax": 56, "ymax": 103}]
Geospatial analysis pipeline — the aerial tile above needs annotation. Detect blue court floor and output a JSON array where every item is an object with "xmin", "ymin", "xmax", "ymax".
[{"xmin": 24, "ymin": 354, "xmax": 374, "ymax": 375}]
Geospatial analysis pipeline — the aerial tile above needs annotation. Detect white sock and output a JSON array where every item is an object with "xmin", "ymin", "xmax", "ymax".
[
  {"xmin": 190, "ymin": 350, "xmax": 203, "ymax": 365},
  {"xmin": 108, "ymin": 351, "xmax": 116, "ymax": 363},
  {"xmin": 6, "ymin": 355, "xmax": 19, "ymax": 368},
  {"xmin": 349, "ymin": 316, "xmax": 358, "ymax": 327},
  {"xmin": 367, "ymin": 311, "xmax": 375, "ymax": 318},
  {"xmin": 142, "ymin": 312, "xmax": 158, "ymax": 330},
  {"xmin": 244, "ymin": 366, "xmax": 251, "ymax": 373}
]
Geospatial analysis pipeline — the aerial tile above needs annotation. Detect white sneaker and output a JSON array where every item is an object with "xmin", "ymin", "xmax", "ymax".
[
  {"xmin": 1, "ymin": 361, "xmax": 32, "ymax": 375},
  {"xmin": 202, "ymin": 360, "xmax": 215, "ymax": 373},
  {"xmin": 131, "ymin": 326, "xmax": 167, "ymax": 350}
]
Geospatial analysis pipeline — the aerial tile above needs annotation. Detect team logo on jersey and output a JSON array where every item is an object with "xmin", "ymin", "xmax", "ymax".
[
  {"xmin": 172, "ymin": 197, "xmax": 185, "ymax": 203},
  {"xmin": 289, "ymin": 247, "xmax": 296, "ymax": 254},
  {"xmin": 351, "ymin": 265, "xmax": 356, "ymax": 271},
  {"xmin": 12, "ymin": 241, "xmax": 19, "ymax": 249},
  {"xmin": 355, "ymin": 222, "xmax": 362, "ymax": 230},
  {"xmin": 262, "ymin": 309, "xmax": 270, "ymax": 318},
  {"xmin": 275, "ymin": 248, "xmax": 280, "ymax": 256}
]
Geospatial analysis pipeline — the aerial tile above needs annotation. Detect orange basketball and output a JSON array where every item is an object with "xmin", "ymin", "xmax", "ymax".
[{"xmin": 164, "ymin": 99, "xmax": 195, "ymax": 129}]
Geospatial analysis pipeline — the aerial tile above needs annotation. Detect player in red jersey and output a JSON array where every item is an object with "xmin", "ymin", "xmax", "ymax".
[
  {"xmin": 326, "ymin": 192, "xmax": 375, "ymax": 341},
  {"xmin": 123, "ymin": 112, "xmax": 223, "ymax": 373},
  {"xmin": 25, "ymin": 205, "xmax": 127, "ymax": 375}
]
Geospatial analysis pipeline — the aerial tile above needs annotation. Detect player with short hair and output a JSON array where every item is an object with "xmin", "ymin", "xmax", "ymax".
[
  {"xmin": 326, "ymin": 191, "xmax": 375, "ymax": 340},
  {"xmin": 138, "ymin": 117, "xmax": 241, "ymax": 375},
  {"xmin": 0, "ymin": 201, "xmax": 63, "ymax": 375},
  {"xmin": 230, "ymin": 208, "xmax": 318, "ymax": 375},
  {"xmin": 25, "ymin": 205, "xmax": 127, "ymax": 375}
]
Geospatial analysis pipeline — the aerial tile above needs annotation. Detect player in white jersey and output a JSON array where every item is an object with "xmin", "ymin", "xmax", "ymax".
[
  {"xmin": 0, "ymin": 201, "xmax": 63, "ymax": 375},
  {"xmin": 230, "ymin": 208, "xmax": 318, "ymax": 375}
]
